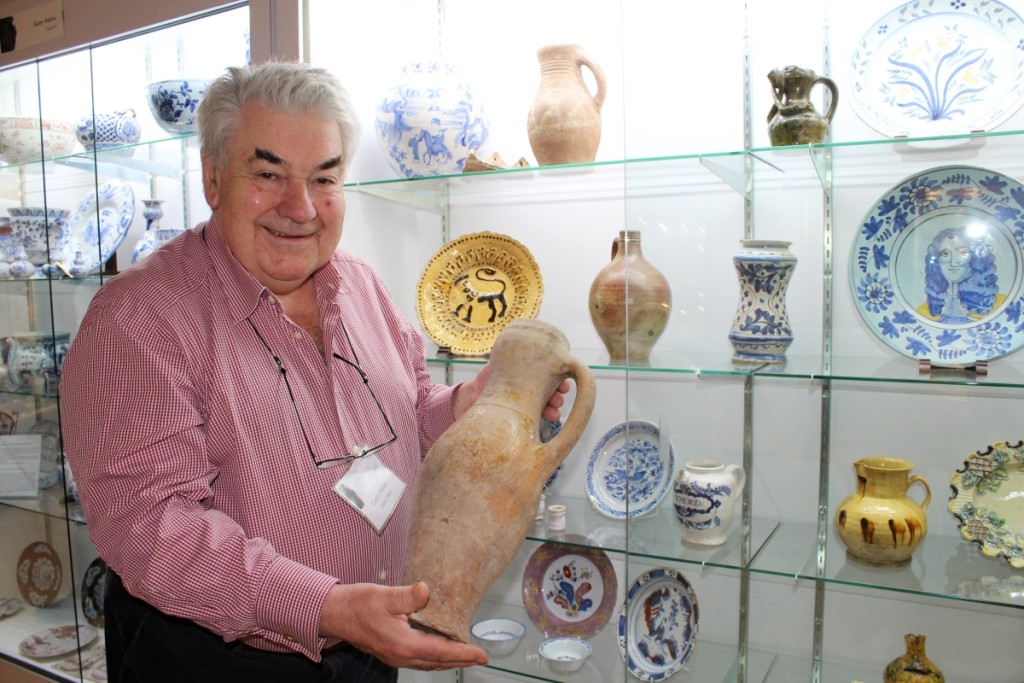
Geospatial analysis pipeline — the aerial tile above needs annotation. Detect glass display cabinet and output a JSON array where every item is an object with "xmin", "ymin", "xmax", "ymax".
[
  {"xmin": 309, "ymin": 1, "xmax": 1024, "ymax": 682},
  {"xmin": 0, "ymin": 5, "xmax": 249, "ymax": 681},
  {"xmin": 2, "ymin": 0, "xmax": 1022, "ymax": 682}
]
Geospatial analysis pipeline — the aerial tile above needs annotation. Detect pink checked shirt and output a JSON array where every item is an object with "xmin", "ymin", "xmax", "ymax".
[{"xmin": 60, "ymin": 218, "xmax": 457, "ymax": 660}]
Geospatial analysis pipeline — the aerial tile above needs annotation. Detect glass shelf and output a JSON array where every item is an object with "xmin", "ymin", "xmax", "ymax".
[
  {"xmin": 748, "ymin": 520, "xmax": 1024, "ymax": 611},
  {"xmin": 523, "ymin": 496, "xmax": 778, "ymax": 572},
  {"xmin": 427, "ymin": 349, "xmax": 1024, "ymax": 388},
  {"xmin": 0, "ymin": 487, "xmax": 84, "ymax": 526},
  {"xmin": 471, "ymin": 596, "xmax": 776, "ymax": 683}
]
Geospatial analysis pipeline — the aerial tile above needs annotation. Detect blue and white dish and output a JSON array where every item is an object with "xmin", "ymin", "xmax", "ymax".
[
  {"xmin": 617, "ymin": 567, "xmax": 698, "ymax": 681},
  {"xmin": 849, "ymin": 165, "xmax": 1024, "ymax": 367},
  {"xmin": 146, "ymin": 79, "xmax": 211, "ymax": 135},
  {"xmin": 374, "ymin": 61, "xmax": 488, "ymax": 178},
  {"xmin": 586, "ymin": 420, "xmax": 674, "ymax": 519},
  {"xmin": 55, "ymin": 181, "xmax": 135, "ymax": 276},
  {"xmin": 850, "ymin": 0, "xmax": 1024, "ymax": 137}
]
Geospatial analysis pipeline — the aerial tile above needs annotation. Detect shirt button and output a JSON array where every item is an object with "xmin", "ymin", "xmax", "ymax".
[
  {"xmin": 266, "ymin": 295, "xmax": 276, "ymax": 305},
  {"xmin": 293, "ymin": 331, "xmax": 302, "ymax": 340},
  {"xmin": 379, "ymin": 569, "xmax": 388, "ymax": 581},
  {"xmin": 284, "ymin": 635, "xmax": 296, "ymax": 642}
]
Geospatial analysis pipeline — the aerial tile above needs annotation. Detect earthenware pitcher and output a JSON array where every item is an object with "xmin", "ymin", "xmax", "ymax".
[
  {"xmin": 834, "ymin": 457, "xmax": 931, "ymax": 566},
  {"xmin": 589, "ymin": 230, "xmax": 671, "ymax": 365},
  {"xmin": 884, "ymin": 634, "xmax": 945, "ymax": 683},
  {"xmin": 402, "ymin": 319, "xmax": 596, "ymax": 643},
  {"xmin": 766, "ymin": 65, "xmax": 838, "ymax": 146},
  {"xmin": 527, "ymin": 44, "xmax": 606, "ymax": 165},
  {"xmin": 673, "ymin": 460, "xmax": 746, "ymax": 546}
]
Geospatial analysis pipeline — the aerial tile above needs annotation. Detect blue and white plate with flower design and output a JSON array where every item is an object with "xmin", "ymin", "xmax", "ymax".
[
  {"xmin": 55, "ymin": 180, "xmax": 135, "ymax": 276},
  {"xmin": 849, "ymin": 0, "xmax": 1024, "ymax": 137},
  {"xmin": 617, "ymin": 567, "xmax": 698, "ymax": 681},
  {"xmin": 850, "ymin": 165, "xmax": 1024, "ymax": 367},
  {"xmin": 586, "ymin": 420, "xmax": 674, "ymax": 519}
]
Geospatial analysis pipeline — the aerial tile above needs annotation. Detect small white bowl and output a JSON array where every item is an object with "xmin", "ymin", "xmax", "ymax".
[
  {"xmin": 539, "ymin": 636, "xmax": 591, "ymax": 673},
  {"xmin": 470, "ymin": 618, "xmax": 526, "ymax": 657}
]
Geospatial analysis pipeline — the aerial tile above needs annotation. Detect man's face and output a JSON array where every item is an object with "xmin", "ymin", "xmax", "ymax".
[{"xmin": 201, "ymin": 103, "xmax": 347, "ymax": 294}]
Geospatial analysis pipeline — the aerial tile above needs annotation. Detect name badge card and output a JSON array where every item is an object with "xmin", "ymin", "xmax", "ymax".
[{"xmin": 333, "ymin": 454, "xmax": 406, "ymax": 534}]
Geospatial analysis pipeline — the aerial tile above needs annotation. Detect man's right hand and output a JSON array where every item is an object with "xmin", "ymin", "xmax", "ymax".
[{"xmin": 318, "ymin": 581, "xmax": 488, "ymax": 671}]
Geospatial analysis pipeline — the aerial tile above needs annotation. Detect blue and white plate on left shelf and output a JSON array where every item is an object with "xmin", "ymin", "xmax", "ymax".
[
  {"xmin": 54, "ymin": 180, "xmax": 135, "ymax": 276},
  {"xmin": 586, "ymin": 420, "xmax": 674, "ymax": 519}
]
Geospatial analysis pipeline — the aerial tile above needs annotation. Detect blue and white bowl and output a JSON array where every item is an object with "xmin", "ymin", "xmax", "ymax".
[
  {"xmin": 74, "ymin": 109, "xmax": 142, "ymax": 151},
  {"xmin": 539, "ymin": 637, "xmax": 591, "ymax": 673},
  {"xmin": 470, "ymin": 618, "xmax": 526, "ymax": 657},
  {"xmin": 374, "ymin": 62, "xmax": 488, "ymax": 178},
  {"xmin": 146, "ymin": 79, "xmax": 211, "ymax": 135}
]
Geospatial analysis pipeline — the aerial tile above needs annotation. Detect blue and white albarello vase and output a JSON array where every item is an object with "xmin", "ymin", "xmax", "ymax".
[
  {"xmin": 374, "ymin": 61, "xmax": 488, "ymax": 178},
  {"xmin": 728, "ymin": 240, "xmax": 797, "ymax": 363}
]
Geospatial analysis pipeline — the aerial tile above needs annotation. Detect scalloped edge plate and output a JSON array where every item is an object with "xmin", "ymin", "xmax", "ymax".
[
  {"xmin": 949, "ymin": 439, "xmax": 1024, "ymax": 568},
  {"xmin": 617, "ymin": 567, "xmax": 699, "ymax": 681}
]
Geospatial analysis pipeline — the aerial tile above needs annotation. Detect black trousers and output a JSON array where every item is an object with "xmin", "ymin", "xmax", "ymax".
[{"xmin": 105, "ymin": 571, "xmax": 397, "ymax": 683}]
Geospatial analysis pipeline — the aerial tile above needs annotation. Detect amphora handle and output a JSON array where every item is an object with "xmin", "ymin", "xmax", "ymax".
[
  {"xmin": 539, "ymin": 357, "xmax": 596, "ymax": 465},
  {"xmin": 576, "ymin": 50, "xmax": 607, "ymax": 112},
  {"xmin": 907, "ymin": 474, "xmax": 932, "ymax": 510}
]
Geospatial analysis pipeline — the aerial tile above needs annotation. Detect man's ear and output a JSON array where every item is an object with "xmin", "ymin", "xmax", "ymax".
[{"xmin": 201, "ymin": 150, "xmax": 220, "ymax": 209}]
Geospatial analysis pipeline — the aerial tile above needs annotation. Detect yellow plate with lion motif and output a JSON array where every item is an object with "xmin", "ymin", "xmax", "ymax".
[{"xmin": 416, "ymin": 231, "xmax": 543, "ymax": 356}]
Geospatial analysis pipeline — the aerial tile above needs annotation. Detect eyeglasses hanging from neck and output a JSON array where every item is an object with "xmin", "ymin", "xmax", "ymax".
[{"xmin": 247, "ymin": 316, "xmax": 397, "ymax": 469}]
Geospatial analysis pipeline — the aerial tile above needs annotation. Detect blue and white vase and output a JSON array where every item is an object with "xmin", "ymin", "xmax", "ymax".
[
  {"xmin": 132, "ymin": 199, "xmax": 184, "ymax": 264},
  {"xmin": 374, "ymin": 61, "xmax": 488, "ymax": 178},
  {"xmin": 728, "ymin": 239, "xmax": 797, "ymax": 363}
]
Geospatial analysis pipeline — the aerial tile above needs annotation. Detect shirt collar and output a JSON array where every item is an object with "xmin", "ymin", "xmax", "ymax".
[{"xmin": 202, "ymin": 216, "xmax": 346, "ymax": 324}]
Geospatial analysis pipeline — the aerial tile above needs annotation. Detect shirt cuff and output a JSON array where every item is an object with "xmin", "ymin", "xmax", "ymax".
[
  {"xmin": 254, "ymin": 555, "xmax": 339, "ymax": 659},
  {"xmin": 421, "ymin": 382, "xmax": 458, "ymax": 447}
]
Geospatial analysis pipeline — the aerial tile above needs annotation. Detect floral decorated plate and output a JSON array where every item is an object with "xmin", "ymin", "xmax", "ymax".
[
  {"xmin": 948, "ymin": 440, "xmax": 1024, "ymax": 568},
  {"xmin": 17, "ymin": 541, "xmax": 63, "ymax": 607},
  {"xmin": 617, "ymin": 567, "xmax": 699, "ymax": 681},
  {"xmin": 0, "ymin": 596, "xmax": 22, "ymax": 619},
  {"xmin": 81, "ymin": 557, "xmax": 108, "ymax": 627},
  {"xmin": 416, "ymin": 231, "xmax": 543, "ymax": 356},
  {"xmin": 521, "ymin": 537, "xmax": 618, "ymax": 639},
  {"xmin": 849, "ymin": 0, "xmax": 1024, "ymax": 137},
  {"xmin": 19, "ymin": 624, "xmax": 97, "ymax": 659},
  {"xmin": 54, "ymin": 180, "xmax": 135, "ymax": 276},
  {"xmin": 849, "ymin": 165, "xmax": 1024, "ymax": 367},
  {"xmin": 586, "ymin": 420, "xmax": 675, "ymax": 519}
]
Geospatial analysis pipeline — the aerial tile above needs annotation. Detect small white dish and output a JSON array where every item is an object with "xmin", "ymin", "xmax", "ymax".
[
  {"xmin": 470, "ymin": 618, "xmax": 526, "ymax": 657},
  {"xmin": 539, "ymin": 636, "xmax": 591, "ymax": 673}
]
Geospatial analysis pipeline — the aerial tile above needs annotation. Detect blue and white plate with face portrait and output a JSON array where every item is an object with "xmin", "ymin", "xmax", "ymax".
[
  {"xmin": 849, "ymin": 165, "xmax": 1024, "ymax": 367},
  {"xmin": 849, "ymin": 0, "xmax": 1024, "ymax": 137},
  {"xmin": 586, "ymin": 420, "xmax": 674, "ymax": 519}
]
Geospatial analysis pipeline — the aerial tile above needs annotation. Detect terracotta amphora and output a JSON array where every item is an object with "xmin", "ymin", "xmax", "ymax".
[
  {"xmin": 402, "ymin": 319, "xmax": 597, "ymax": 643},
  {"xmin": 834, "ymin": 456, "xmax": 931, "ymax": 566},
  {"xmin": 526, "ymin": 43, "xmax": 606, "ymax": 165}
]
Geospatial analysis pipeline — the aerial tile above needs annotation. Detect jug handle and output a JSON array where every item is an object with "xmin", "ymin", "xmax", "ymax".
[
  {"xmin": 576, "ymin": 51, "xmax": 607, "ymax": 111},
  {"xmin": 726, "ymin": 464, "xmax": 746, "ymax": 496},
  {"xmin": 540, "ymin": 359, "xmax": 597, "ymax": 464},
  {"xmin": 814, "ymin": 76, "xmax": 839, "ymax": 124},
  {"xmin": 907, "ymin": 474, "xmax": 931, "ymax": 510}
]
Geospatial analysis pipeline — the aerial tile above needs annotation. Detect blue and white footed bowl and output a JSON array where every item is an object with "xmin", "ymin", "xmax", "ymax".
[
  {"xmin": 374, "ymin": 61, "xmax": 488, "ymax": 178},
  {"xmin": 74, "ymin": 109, "xmax": 142, "ymax": 151},
  {"xmin": 146, "ymin": 79, "xmax": 211, "ymax": 135}
]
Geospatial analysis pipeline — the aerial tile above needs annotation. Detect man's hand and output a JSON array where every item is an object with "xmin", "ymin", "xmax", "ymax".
[
  {"xmin": 319, "ymin": 581, "xmax": 488, "ymax": 671},
  {"xmin": 452, "ymin": 363, "xmax": 570, "ymax": 422}
]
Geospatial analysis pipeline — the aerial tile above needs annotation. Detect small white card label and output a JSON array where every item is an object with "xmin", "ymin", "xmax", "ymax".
[{"xmin": 333, "ymin": 454, "xmax": 406, "ymax": 534}]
